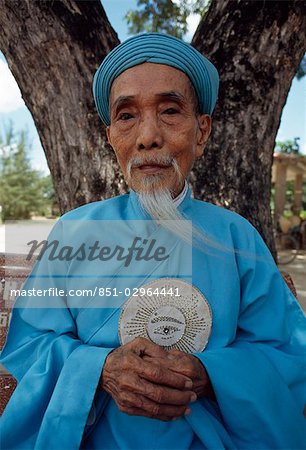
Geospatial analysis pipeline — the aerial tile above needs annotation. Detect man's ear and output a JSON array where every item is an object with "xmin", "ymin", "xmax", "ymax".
[
  {"xmin": 106, "ymin": 126, "xmax": 111, "ymax": 144},
  {"xmin": 196, "ymin": 114, "xmax": 212, "ymax": 157}
]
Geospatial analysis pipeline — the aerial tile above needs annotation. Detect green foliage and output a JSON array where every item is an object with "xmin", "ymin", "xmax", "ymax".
[
  {"xmin": 125, "ymin": 0, "xmax": 208, "ymax": 39},
  {"xmin": 303, "ymin": 182, "xmax": 306, "ymax": 211},
  {"xmin": 271, "ymin": 180, "xmax": 306, "ymax": 219},
  {"xmin": 0, "ymin": 124, "xmax": 55, "ymax": 221},
  {"xmin": 275, "ymin": 138, "xmax": 303, "ymax": 155},
  {"xmin": 285, "ymin": 180, "xmax": 294, "ymax": 205}
]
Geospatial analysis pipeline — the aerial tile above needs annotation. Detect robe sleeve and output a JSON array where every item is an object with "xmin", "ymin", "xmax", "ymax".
[
  {"xmin": 0, "ymin": 220, "xmax": 114, "ymax": 450},
  {"xmin": 194, "ymin": 223, "xmax": 306, "ymax": 449}
]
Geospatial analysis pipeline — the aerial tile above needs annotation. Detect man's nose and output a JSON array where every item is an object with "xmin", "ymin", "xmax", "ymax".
[{"xmin": 136, "ymin": 115, "xmax": 163, "ymax": 150}]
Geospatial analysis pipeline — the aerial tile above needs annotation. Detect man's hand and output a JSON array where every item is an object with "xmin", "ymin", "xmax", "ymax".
[
  {"xmin": 100, "ymin": 337, "xmax": 197, "ymax": 421},
  {"xmin": 143, "ymin": 348, "xmax": 215, "ymax": 400}
]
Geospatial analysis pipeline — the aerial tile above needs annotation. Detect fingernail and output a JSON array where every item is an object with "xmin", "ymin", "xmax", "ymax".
[
  {"xmin": 190, "ymin": 393, "xmax": 197, "ymax": 403},
  {"xmin": 172, "ymin": 417, "xmax": 179, "ymax": 421},
  {"xmin": 185, "ymin": 408, "xmax": 191, "ymax": 416},
  {"xmin": 184, "ymin": 380, "xmax": 193, "ymax": 389}
]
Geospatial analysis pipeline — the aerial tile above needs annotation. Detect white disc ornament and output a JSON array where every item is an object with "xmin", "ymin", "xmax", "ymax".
[{"xmin": 119, "ymin": 278, "xmax": 212, "ymax": 353}]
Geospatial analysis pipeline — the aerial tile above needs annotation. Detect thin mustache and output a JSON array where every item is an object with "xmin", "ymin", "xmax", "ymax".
[
  {"xmin": 133, "ymin": 162, "xmax": 172, "ymax": 168},
  {"xmin": 129, "ymin": 155, "xmax": 174, "ymax": 169}
]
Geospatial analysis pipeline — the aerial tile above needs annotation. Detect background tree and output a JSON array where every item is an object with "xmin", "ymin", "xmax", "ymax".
[
  {"xmin": 275, "ymin": 138, "xmax": 303, "ymax": 155},
  {"xmin": 190, "ymin": 0, "xmax": 306, "ymax": 254},
  {"xmin": 0, "ymin": 126, "xmax": 54, "ymax": 220},
  {"xmin": 0, "ymin": 1, "xmax": 124, "ymax": 215},
  {"xmin": 125, "ymin": 0, "xmax": 208, "ymax": 38},
  {"xmin": 38, "ymin": 175, "xmax": 60, "ymax": 217},
  {"xmin": 126, "ymin": 0, "xmax": 306, "ymax": 80},
  {"xmin": 0, "ymin": 0, "xmax": 305, "ymax": 256}
]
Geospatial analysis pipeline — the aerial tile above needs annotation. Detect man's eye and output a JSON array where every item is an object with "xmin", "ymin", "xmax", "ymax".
[
  {"xmin": 118, "ymin": 112, "xmax": 133, "ymax": 120},
  {"xmin": 163, "ymin": 108, "xmax": 179, "ymax": 115}
]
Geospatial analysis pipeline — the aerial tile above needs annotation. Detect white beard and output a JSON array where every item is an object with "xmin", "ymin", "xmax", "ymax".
[
  {"xmin": 127, "ymin": 155, "xmax": 210, "ymax": 248},
  {"xmin": 138, "ymin": 183, "xmax": 193, "ymax": 245}
]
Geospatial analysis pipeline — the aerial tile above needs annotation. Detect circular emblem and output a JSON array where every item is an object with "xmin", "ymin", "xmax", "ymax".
[
  {"xmin": 147, "ymin": 305, "xmax": 186, "ymax": 346},
  {"xmin": 119, "ymin": 278, "xmax": 212, "ymax": 353}
]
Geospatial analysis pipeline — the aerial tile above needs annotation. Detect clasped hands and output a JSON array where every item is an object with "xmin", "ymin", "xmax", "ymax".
[{"xmin": 100, "ymin": 337, "xmax": 214, "ymax": 422}]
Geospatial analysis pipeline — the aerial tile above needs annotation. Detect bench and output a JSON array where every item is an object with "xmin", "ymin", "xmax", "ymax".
[{"xmin": 0, "ymin": 253, "xmax": 33, "ymax": 415}]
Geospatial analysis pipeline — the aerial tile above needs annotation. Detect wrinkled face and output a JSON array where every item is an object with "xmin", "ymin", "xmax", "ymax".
[{"xmin": 106, "ymin": 63, "xmax": 211, "ymax": 197}]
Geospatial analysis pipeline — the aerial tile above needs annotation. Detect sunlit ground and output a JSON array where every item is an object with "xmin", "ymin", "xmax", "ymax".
[{"xmin": 279, "ymin": 251, "xmax": 306, "ymax": 312}]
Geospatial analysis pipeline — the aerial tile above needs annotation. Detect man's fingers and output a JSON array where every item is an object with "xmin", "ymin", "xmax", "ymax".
[
  {"xmin": 133, "ymin": 376, "xmax": 197, "ymax": 406},
  {"xmin": 129, "ymin": 336, "xmax": 169, "ymax": 358},
  {"xmin": 135, "ymin": 357, "xmax": 192, "ymax": 389},
  {"xmin": 143, "ymin": 352, "xmax": 197, "ymax": 380},
  {"xmin": 106, "ymin": 339, "xmax": 194, "ymax": 390},
  {"xmin": 117, "ymin": 390, "xmax": 191, "ymax": 420},
  {"xmin": 120, "ymin": 351, "xmax": 192, "ymax": 389},
  {"xmin": 118, "ymin": 372, "xmax": 196, "ymax": 405}
]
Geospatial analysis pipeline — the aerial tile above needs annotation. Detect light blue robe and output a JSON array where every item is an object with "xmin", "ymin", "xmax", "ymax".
[{"xmin": 1, "ymin": 189, "xmax": 305, "ymax": 449}]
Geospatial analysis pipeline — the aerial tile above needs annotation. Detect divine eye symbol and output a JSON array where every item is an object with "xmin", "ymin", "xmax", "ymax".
[
  {"xmin": 153, "ymin": 324, "xmax": 180, "ymax": 338},
  {"xmin": 147, "ymin": 306, "xmax": 186, "ymax": 346}
]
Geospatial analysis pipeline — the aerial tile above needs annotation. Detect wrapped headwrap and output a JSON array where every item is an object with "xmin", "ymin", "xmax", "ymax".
[{"xmin": 93, "ymin": 32, "xmax": 219, "ymax": 125}]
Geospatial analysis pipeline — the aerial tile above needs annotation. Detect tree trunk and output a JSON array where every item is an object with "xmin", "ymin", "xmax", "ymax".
[
  {"xmin": 0, "ymin": 0, "xmax": 126, "ymax": 214},
  {"xmin": 192, "ymin": 0, "xmax": 306, "ymax": 256},
  {"xmin": 1, "ymin": 1, "xmax": 305, "ymax": 257}
]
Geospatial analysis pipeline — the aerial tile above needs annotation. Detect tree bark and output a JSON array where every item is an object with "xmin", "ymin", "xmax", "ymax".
[
  {"xmin": 192, "ymin": 0, "xmax": 306, "ymax": 255},
  {"xmin": 0, "ymin": 0, "xmax": 126, "ymax": 214},
  {"xmin": 1, "ymin": 1, "xmax": 305, "ymax": 256}
]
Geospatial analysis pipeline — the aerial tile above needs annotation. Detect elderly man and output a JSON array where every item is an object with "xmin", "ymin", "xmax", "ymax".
[{"xmin": 1, "ymin": 33, "xmax": 305, "ymax": 449}]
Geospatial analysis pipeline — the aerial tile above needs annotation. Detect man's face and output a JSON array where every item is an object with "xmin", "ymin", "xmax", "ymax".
[{"xmin": 106, "ymin": 63, "xmax": 211, "ymax": 197}]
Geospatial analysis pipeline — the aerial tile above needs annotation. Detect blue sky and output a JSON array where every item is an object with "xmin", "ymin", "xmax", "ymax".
[{"xmin": 0, "ymin": 0, "xmax": 305, "ymax": 175}]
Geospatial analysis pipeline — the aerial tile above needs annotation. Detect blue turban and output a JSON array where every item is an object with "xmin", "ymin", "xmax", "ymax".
[{"xmin": 93, "ymin": 32, "xmax": 219, "ymax": 125}]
